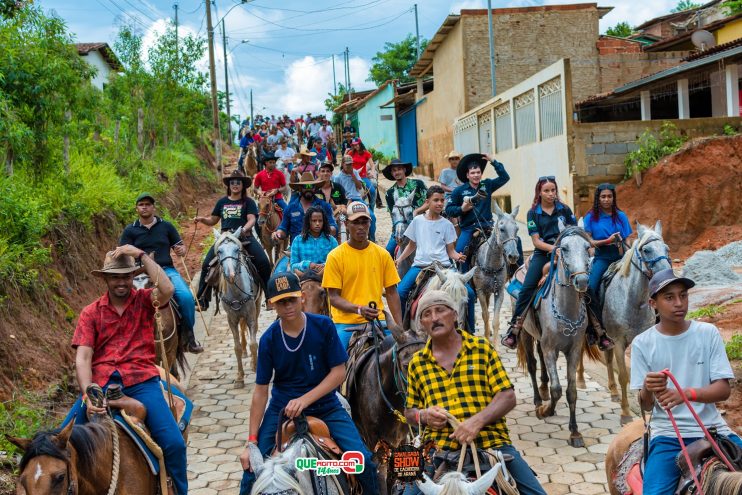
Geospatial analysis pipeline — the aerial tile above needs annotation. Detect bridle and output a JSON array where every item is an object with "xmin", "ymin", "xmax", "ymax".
[
  {"xmin": 259, "ymin": 197, "xmax": 280, "ymax": 233},
  {"xmin": 553, "ymin": 228, "xmax": 591, "ymax": 288},
  {"xmin": 631, "ymin": 234, "xmax": 670, "ymax": 279},
  {"xmin": 217, "ymin": 236, "xmax": 256, "ymax": 310},
  {"xmin": 549, "ymin": 227, "xmax": 591, "ymax": 336}
]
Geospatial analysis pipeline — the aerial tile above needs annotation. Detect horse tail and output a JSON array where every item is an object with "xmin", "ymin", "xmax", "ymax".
[
  {"xmin": 581, "ymin": 337, "xmax": 603, "ymax": 363},
  {"xmin": 174, "ymin": 342, "xmax": 189, "ymax": 377},
  {"xmin": 515, "ymin": 332, "xmax": 532, "ymax": 372}
]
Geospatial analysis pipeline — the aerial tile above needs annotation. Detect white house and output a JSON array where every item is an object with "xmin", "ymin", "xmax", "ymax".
[{"xmin": 75, "ymin": 43, "xmax": 122, "ymax": 90}]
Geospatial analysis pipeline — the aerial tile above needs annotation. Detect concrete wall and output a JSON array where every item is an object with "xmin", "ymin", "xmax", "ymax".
[
  {"xmin": 717, "ymin": 18, "xmax": 742, "ymax": 45},
  {"xmin": 571, "ymin": 116, "xmax": 742, "ymax": 215},
  {"xmin": 80, "ymin": 50, "xmax": 112, "ymax": 90},
  {"xmin": 416, "ymin": 20, "xmax": 466, "ymax": 172},
  {"xmin": 356, "ymin": 84, "xmax": 398, "ymax": 157}
]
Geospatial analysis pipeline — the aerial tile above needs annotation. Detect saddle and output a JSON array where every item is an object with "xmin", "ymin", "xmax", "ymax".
[
  {"xmin": 276, "ymin": 415, "xmax": 341, "ymax": 457},
  {"xmin": 403, "ymin": 267, "xmax": 437, "ymax": 326},
  {"xmin": 598, "ymin": 258, "xmax": 623, "ymax": 307},
  {"xmin": 343, "ymin": 326, "xmax": 393, "ymax": 400},
  {"xmin": 506, "ymin": 254, "xmax": 555, "ymax": 310},
  {"xmin": 463, "ymin": 227, "xmax": 492, "ymax": 263}
]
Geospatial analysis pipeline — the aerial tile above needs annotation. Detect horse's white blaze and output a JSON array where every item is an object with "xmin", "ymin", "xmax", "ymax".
[{"xmin": 33, "ymin": 461, "xmax": 43, "ymax": 482}]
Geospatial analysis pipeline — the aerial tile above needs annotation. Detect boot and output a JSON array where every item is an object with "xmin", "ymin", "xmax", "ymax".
[
  {"xmin": 375, "ymin": 190, "xmax": 383, "ymax": 209},
  {"xmin": 501, "ymin": 316, "xmax": 523, "ymax": 350},
  {"xmin": 196, "ymin": 281, "xmax": 211, "ymax": 312},
  {"xmin": 183, "ymin": 324, "xmax": 204, "ymax": 354},
  {"xmin": 587, "ymin": 290, "xmax": 614, "ymax": 351}
]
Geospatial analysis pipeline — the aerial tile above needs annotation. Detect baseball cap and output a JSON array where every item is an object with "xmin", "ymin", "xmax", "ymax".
[
  {"xmin": 342, "ymin": 155, "xmax": 354, "ymax": 165},
  {"xmin": 648, "ymin": 268, "xmax": 695, "ymax": 299},
  {"xmin": 266, "ymin": 271, "xmax": 302, "ymax": 304},
  {"xmin": 135, "ymin": 192, "xmax": 155, "ymax": 204},
  {"xmin": 351, "ymin": 138, "xmax": 361, "ymax": 145},
  {"xmin": 346, "ymin": 201, "xmax": 372, "ymax": 221}
]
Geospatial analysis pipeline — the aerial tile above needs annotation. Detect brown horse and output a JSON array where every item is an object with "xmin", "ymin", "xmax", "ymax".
[
  {"xmin": 245, "ymin": 143, "xmax": 258, "ymax": 177},
  {"xmin": 258, "ymin": 195, "xmax": 286, "ymax": 265}
]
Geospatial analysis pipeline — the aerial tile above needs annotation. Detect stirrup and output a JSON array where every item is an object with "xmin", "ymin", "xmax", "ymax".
[
  {"xmin": 501, "ymin": 331, "xmax": 518, "ymax": 350},
  {"xmin": 598, "ymin": 334, "xmax": 615, "ymax": 351}
]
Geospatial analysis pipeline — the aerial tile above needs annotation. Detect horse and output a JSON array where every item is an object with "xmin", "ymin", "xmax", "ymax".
[
  {"xmin": 298, "ymin": 271, "xmax": 329, "ymax": 316},
  {"xmin": 258, "ymin": 195, "xmax": 286, "ymax": 266},
  {"xmin": 416, "ymin": 465, "xmax": 505, "ymax": 495},
  {"xmin": 417, "ymin": 264, "xmax": 477, "ymax": 334},
  {"xmin": 390, "ymin": 189, "xmax": 416, "ymax": 278},
  {"xmin": 601, "ymin": 220, "xmax": 671, "ymax": 424},
  {"xmin": 245, "ymin": 143, "xmax": 259, "ymax": 176},
  {"xmin": 515, "ymin": 223, "xmax": 601, "ymax": 448},
  {"xmin": 344, "ymin": 313, "xmax": 427, "ymax": 494},
  {"xmin": 605, "ymin": 420, "xmax": 742, "ymax": 495},
  {"xmin": 132, "ymin": 273, "xmax": 186, "ymax": 380},
  {"xmin": 213, "ymin": 227, "xmax": 262, "ymax": 387},
  {"xmin": 471, "ymin": 204, "xmax": 521, "ymax": 344}
]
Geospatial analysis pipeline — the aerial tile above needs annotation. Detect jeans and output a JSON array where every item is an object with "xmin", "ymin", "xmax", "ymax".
[
  {"xmin": 275, "ymin": 198, "xmax": 288, "ymax": 212},
  {"xmin": 63, "ymin": 374, "xmax": 188, "ymax": 495},
  {"xmin": 402, "ymin": 444, "xmax": 546, "ymax": 495},
  {"xmin": 386, "ymin": 237, "xmax": 397, "ymax": 259},
  {"xmin": 163, "ymin": 267, "xmax": 195, "ymax": 335},
  {"xmin": 362, "ymin": 177, "xmax": 376, "ymax": 212},
  {"xmin": 240, "ymin": 401, "xmax": 378, "ymax": 495},
  {"xmin": 643, "ymin": 434, "xmax": 742, "ymax": 495},
  {"xmin": 511, "ymin": 251, "xmax": 550, "ymax": 322},
  {"xmin": 335, "ymin": 322, "xmax": 390, "ymax": 350},
  {"xmin": 456, "ymin": 225, "xmax": 524, "ymax": 274},
  {"xmin": 588, "ymin": 255, "xmax": 619, "ymax": 295},
  {"xmin": 398, "ymin": 266, "xmax": 477, "ymax": 334}
]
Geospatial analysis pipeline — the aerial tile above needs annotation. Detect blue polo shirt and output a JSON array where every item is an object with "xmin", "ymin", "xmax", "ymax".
[
  {"xmin": 256, "ymin": 313, "xmax": 347, "ymax": 412},
  {"xmin": 277, "ymin": 197, "xmax": 338, "ymax": 242},
  {"xmin": 583, "ymin": 210, "xmax": 632, "ymax": 259}
]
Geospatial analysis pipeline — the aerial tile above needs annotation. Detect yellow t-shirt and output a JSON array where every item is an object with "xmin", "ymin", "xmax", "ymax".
[{"xmin": 322, "ymin": 242, "xmax": 401, "ymax": 324}]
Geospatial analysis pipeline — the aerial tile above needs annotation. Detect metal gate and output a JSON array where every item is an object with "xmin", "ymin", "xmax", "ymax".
[{"xmin": 397, "ymin": 107, "xmax": 418, "ymax": 166}]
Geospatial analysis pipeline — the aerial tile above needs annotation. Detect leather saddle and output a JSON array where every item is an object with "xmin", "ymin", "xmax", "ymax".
[
  {"xmin": 276, "ymin": 415, "xmax": 341, "ymax": 457},
  {"xmin": 464, "ymin": 227, "xmax": 492, "ymax": 262}
]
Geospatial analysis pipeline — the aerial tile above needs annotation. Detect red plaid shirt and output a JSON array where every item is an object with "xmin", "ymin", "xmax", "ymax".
[{"xmin": 72, "ymin": 288, "xmax": 159, "ymax": 387}]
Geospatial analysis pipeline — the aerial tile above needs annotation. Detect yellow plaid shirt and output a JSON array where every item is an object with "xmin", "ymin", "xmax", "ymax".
[{"xmin": 405, "ymin": 330, "xmax": 513, "ymax": 450}]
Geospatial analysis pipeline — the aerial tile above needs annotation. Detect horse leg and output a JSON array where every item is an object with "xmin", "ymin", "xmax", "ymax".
[
  {"xmin": 566, "ymin": 347, "xmax": 585, "ymax": 448},
  {"xmin": 536, "ymin": 348, "xmax": 560, "ymax": 419},
  {"xmin": 605, "ymin": 348, "xmax": 620, "ymax": 402},
  {"xmin": 228, "ymin": 316, "xmax": 245, "ymax": 387},
  {"xmin": 576, "ymin": 353, "xmax": 587, "ymax": 390},
  {"xmin": 478, "ymin": 290, "xmax": 491, "ymax": 342},
  {"xmin": 248, "ymin": 307, "xmax": 259, "ymax": 373},
  {"xmin": 536, "ymin": 342, "xmax": 550, "ymax": 401},
  {"xmin": 240, "ymin": 319, "xmax": 247, "ymax": 354},
  {"xmin": 492, "ymin": 289, "xmax": 504, "ymax": 341},
  {"xmin": 523, "ymin": 334, "xmax": 542, "ymax": 408},
  {"xmin": 614, "ymin": 341, "xmax": 634, "ymax": 424}
]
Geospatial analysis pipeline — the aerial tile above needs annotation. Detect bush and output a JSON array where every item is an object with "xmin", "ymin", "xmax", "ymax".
[
  {"xmin": 727, "ymin": 334, "xmax": 742, "ymax": 361},
  {"xmin": 687, "ymin": 304, "xmax": 724, "ymax": 319},
  {"xmin": 723, "ymin": 123, "xmax": 738, "ymax": 136},
  {"xmin": 624, "ymin": 122, "xmax": 687, "ymax": 179}
]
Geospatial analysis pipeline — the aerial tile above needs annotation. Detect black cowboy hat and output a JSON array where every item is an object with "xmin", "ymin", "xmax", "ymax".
[
  {"xmin": 456, "ymin": 153, "xmax": 489, "ymax": 183},
  {"xmin": 382, "ymin": 159, "xmax": 413, "ymax": 181},
  {"xmin": 222, "ymin": 169, "xmax": 253, "ymax": 189},
  {"xmin": 261, "ymin": 152, "xmax": 277, "ymax": 164}
]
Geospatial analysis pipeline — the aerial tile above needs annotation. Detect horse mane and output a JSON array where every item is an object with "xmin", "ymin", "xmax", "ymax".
[
  {"xmin": 701, "ymin": 459, "xmax": 742, "ymax": 495},
  {"xmin": 252, "ymin": 445, "xmax": 307, "ymax": 495},
  {"xmin": 618, "ymin": 229, "xmax": 659, "ymax": 278},
  {"xmin": 213, "ymin": 231, "xmax": 241, "ymax": 252},
  {"xmin": 435, "ymin": 472, "xmax": 470, "ymax": 495},
  {"xmin": 20, "ymin": 422, "xmax": 108, "ymax": 479}
]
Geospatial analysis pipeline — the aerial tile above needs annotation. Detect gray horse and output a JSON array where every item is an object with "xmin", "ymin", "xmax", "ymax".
[
  {"xmin": 472, "ymin": 204, "xmax": 521, "ymax": 344},
  {"xmin": 602, "ymin": 220, "xmax": 671, "ymax": 424},
  {"xmin": 390, "ymin": 188, "xmax": 416, "ymax": 278},
  {"xmin": 422, "ymin": 263, "xmax": 477, "ymax": 333},
  {"xmin": 516, "ymin": 223, "xmax": 599, "ymax": 447},
  {"xmin": 213, "ymin": 227, "xmax": 262, "ymax": 388}
]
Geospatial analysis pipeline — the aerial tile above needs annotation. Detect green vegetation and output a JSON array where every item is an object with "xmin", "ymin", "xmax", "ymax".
[
  {"xmin": 0, "ymin": 5, "xmax": 219, "ymax": 293},
  {"xmin": 687, "ymin": 304, "xmax": 725, "ymax": 319},
  {"xmin": 606, "ymin": 22, "xmax": 634, "ymax": 38},
  {"xmin": 368, "ymin": 33, "xmax": 429, "ymax": 86},
  {"xmin": 723, "ymin": 123, "xmax": 739, "ymax": 136},
  {"xmin": 727, "ymin": 334, "xmax": 742, "ymax": 361},
  {"xmin": 725, "ymin": 1, "xmax": 742, "ymax": 15},
  {"xmin": 671, "ymin": 1, "xmax": 701, "ymax": 12},
  {"xmin": 624, "ymin": 122, "xmax": 688, "ymax": 179}
]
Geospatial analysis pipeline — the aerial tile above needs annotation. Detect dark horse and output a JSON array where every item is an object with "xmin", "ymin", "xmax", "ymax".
[{"xmin": 344, "ymin": 313, "xmax": 426, "ymax": 494}]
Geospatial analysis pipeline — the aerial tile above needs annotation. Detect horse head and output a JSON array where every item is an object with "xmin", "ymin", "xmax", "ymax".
[
  {"xmin": 426, "ymin": 264, "xmax": 476, "ymax": 331},
  {"xmin": 213, "ymin": 227, "xmax": 243, "ymax": 284},
  {"xmin": 633, "ymin": 220, "xmax": 671, "ymax": 277},
  {"xmin": 555, "ymin": 223, "xmax": 591, "ymax": 293},
  {"xmin": 391, "ymin": 191, "xmax": 415, "ymax": 244},
  {"xmin": 132, "ymin": 273, "xmax": 150, "ymax": 290},
  {"xmin": 416, "ymin": 462, "xmax": 502, "ymax": 495},
  {"xmin": 493, "ymin": 203, "xmax": 521, "ymax": 265},
  {"xmin": 250, "ymin": 442, "xmax": 307, "ymax": 495},
  {"xmin": 258, "ymin": 195, "xmax": 274, "ymax": 215}
]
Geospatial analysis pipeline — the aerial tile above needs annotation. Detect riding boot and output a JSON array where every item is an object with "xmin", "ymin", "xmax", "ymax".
[
  {"xmin": 375, "ymin": 190, "xmax": 383, "ymax": 209},
  {"xmin": 501, "ymin": 315, "xmax": 523, "ymax": 350},
  {"xmin": 182, "ymin": 323, "xmax": 204, "ymax": 354},
  {"xmin": 586, "ymin": 291, "xmax": 614, "ymax": 351},
  {"xmin": 196, "ymin": 279, "xmax": 210, "ymax": 311}
]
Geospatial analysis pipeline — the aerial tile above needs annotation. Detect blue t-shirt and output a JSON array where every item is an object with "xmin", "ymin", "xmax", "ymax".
[
  {"xmin": 256, "ymin": 313, "xmax": 348, "ymax": 412},
  {"xmin": 583, "ymin": 210, "xmax": 632, "ymax": 259}
]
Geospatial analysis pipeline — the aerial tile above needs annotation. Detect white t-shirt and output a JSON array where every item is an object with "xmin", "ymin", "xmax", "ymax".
[
  {"xmin": 630, "ymin": 321, "xmax": 734, "ymax": 438},
  {"xmin": 275, "ymin": 147, "xmax": 296, "ymax": 162},
  {"xmin": 403, "ymin": 215, "xmax": 457, "ymax": 267}
]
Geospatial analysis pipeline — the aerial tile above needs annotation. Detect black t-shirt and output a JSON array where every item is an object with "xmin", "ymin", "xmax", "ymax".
[
  {"xmin": 119, "ymin": 217, "xmax": 181, "ymax": 268},
  {"xmin": 316, "ymin": 182, "xmax": 348, "ymax": 206},
  {"xmin": 526, "ymin": 202, "xmax": 577, "ymax": 252},
  {"xmin": 212, "ymin": 196, "xmax": 258, "ymax": 233}
]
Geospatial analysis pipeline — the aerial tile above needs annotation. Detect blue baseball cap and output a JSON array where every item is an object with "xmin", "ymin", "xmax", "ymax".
[{"xmin": 649, "ymin": 268, "xmax": 695, "ymax": 298}]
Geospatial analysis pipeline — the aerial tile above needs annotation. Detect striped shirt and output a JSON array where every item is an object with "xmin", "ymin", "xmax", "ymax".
[{"xmin": 290, "ymin": 234, "xmax": 338, "ymax": 272}]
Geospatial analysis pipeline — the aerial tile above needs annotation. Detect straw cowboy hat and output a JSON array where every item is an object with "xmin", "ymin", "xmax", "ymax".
[
  {"xmin": 445, "ymin": 150, "xmax": 463, "ymax": 160},
  {"xmin": 289, "ymin": 172, "xmax": 325, "ymax": 191},
  {"xmin": 298, "ymin": 145, "xmax": 317, "ymax": 158},
  {"xmin": 456, "ymin": 153, "xmax": 490, "ymax": 183},
  {"xmin": 382, "ymin": 158, "xmax": 413, "ymax": 181},
  {"xmin": 222, "ymin": 169, "xmax": 253, "ymax": 189},
  {"xmin": 92, "ymin": 251, "xmax": 144, "ymax": 278}
]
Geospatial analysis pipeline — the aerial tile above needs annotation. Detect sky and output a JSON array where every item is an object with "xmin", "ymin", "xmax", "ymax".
[{"xmin": 43, "ymin": 0, "xmax": 682, "ymax": 122}]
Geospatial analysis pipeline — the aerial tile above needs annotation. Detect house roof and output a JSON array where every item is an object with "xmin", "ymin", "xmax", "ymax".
[
  {"xmin": 333, "ymin": 88, "xmax": 379, "ymax": 114},
  {"xmin": 643, "ymin": 12, "xmax": 742, "ymax": 52},
  {"xmin": 682, "ymin": 36, "xmax": 742, "ymax": 61},
  {"xmin": 409, "ymin": 15, "xmax": 460, "ymax": 78},
  {"xmin": 75, "ymin": 42, "xmax": 123, "ymax": 71},
  {"xmin": 635, "ymin": 0, "xmax": 721, "ymax": 30}
]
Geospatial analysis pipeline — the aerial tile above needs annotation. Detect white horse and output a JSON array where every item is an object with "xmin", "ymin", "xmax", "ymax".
[
  {"xmin": 213, "ymin": 227, "xmax": 262, "ymax": 387},
  {"xmin": 416, "ymin": 463, "xmax": 504, "ymax": 495},
  {"xmin": 417, "ymin": 264, "xmax": 476, "ymax": 333},
  {"xmin": 390, "ymin": 189, "xmax": 417, "ymax": 279}
]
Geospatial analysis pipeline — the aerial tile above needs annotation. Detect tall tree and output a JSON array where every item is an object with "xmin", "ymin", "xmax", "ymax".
[
  {"xmin": 671, "ymin": 0, "xmax": 701, "ymax": 12},
  {"xmin": 606, "ymin": 21, "xmax": 634, "ymax": 38},
  {"xmin": 367, "ymin": 33, "xmax": 428, "ymax": 86}
]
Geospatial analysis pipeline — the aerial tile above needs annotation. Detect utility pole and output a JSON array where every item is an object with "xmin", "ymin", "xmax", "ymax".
[
  {"xmin": 332, "ymin": 53, "xmax": 337, "ymax": 96},
  {"xmin": 205, "ymin": 0, "xmax": 222, "ymax": 177},
  {"xmin": 222, "ymin": 19, "xmax": 232, "ymax": 144},
  {"xmin": 345, "ymin": 47, "xmax": 351, "ymax": 102},
  {"xmin": 174, "ymin": 1, "xmax": 179, "ymax": 66},
  {"xmin": 487, "ymin": 0, "xmax": 496, "ymax": 96},
  {"xmin": 250, "ymin": 89, "xmax": 253, "ymax": 128},
  {"xmin": 414, "ymin": 4, "xmax": 420, "ymax": 60}
]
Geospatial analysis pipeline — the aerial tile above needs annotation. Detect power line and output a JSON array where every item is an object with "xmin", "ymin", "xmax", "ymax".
[
  {"xmin": 247, "ymin": 0, "xmax": 384, "ymax": 16},
  {"xmin": 121, "ymin": 0, "xmax": 158, "ymax": 23},
  {"xmin": 105, "ymin": 0, "xmax": 154, "ymax": 30}
]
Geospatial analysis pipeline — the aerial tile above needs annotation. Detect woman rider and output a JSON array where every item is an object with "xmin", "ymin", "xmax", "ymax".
[
  {"xmin": 289, "ymin": 205, "xmax": 338, "ymax": 277},
  {"xmin": 194, "ymin": 170, "xmax": 272, "ymax": 310},
  {"xmin": 583, "ymin": 182, "xmax": 632, "ymax": 303},
  {"xmin": 501, "ymin": 177, "xmax": 615, "ymax": 351}
]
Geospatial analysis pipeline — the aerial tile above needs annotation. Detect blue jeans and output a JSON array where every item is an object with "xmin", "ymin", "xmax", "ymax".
[
  {"xmin": 335, "ymin": 322, "xmax": 390, "ymax": 350},
  {"xmin": 398, "ymin": 266, "xmax": 477, "ymax": 334},
  {"xmin": 63, "ymin": 374, "xmax": 188, "ymax": 495},
  {"xmin": 403, "ymin": 444, "xmax": 546, "ymax": 495},
  {"xmin": 455, "ymin": 226, "xmax": 477, "ymax": 272},
  {"xmin": 163, "ymin": 267, "xmax": 195, "ymax": 335},
  {"xmin": 276, "ymin": 198, "xmax": 288, "ymax": 212},
  {"xmin": 588, "ymin": 256, "xmax": 618, "ymax": 295},
  {"xmin": 362, "ymin": 177, "xmax": 376, "ymax": 211},
  {"xmin": 240, "ymin": 401, "xmax": 378, "ymax": 495},
  {"xmin": 386, "ymin": 237, "xmax": 397, "ymax": 258},
  {"xmin": 643, "ymin": 433, "xmax": 742, "ymax": 495}
]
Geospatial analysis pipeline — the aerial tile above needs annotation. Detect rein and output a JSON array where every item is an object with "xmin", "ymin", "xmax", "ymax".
[
  {"xmin": 259, "ymin": 198, "xmax": 281, "ymax": 234},
  {"xmin": 632, "ymin": 236, "xmax": 670, "ymax": 279},
  {"xmin": 549, "ymin": 228, "xmax": 590, "ymax": 336}
]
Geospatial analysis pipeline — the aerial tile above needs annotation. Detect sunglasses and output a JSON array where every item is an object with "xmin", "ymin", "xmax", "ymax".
[
  {"xmin": 538, "ymin": 175, "xmax": 556, "ymax": 181},
  {"xmin": 597, "ymin": 183, "xmax": 616, "ymax": 191}
]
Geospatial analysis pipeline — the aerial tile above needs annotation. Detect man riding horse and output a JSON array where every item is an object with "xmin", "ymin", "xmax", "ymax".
[
  {"xmin": 404, "ymin": 290, "xmax": 547, "ymax": 495},
  {"xmin": 272, "ymin": 172, "xmax": 337, "ymax": 245},
  {"xmin": 238, "ymin": 271, "xmax": 378, "ymax": 494},
  {"xmin": 382, "ymin": 158, "xmax": 428, "ymax": 258},
  {"xmin": 254, "ymin": 152, "xmax": 289, "ymax": 213},
  {"xmin": 68, "ymin": 246, "xmax": 188, "ymax": 494},
  {"xmin": 119, "ymin": 192, "xmax": 203, "ymax": 354}
]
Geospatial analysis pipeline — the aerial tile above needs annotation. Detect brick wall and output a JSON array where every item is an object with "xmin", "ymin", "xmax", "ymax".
[
  {"xmin": 597, "ymin": 50, "xmax": 691, "ymax": 94},
  {"xmin": 596, "ymin": 37, "xmax": 642, "ymax": 54}
]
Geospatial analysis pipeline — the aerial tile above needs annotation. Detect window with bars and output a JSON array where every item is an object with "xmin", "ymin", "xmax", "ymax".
[
  {"xmin": 495, "ymin": 103, "xmax": 512, "ymax": 152},
  {"xmin": 539, "ymin": 77, "xmax": 563, "ymax": 140}
]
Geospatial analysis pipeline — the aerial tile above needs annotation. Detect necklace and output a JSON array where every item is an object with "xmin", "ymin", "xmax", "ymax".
[{"xmin": 280, "ymin": 314, "xmax": 307, "ymax": 352}]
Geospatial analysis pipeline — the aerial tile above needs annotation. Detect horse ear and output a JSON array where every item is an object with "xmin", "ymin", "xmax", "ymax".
[
  {"xmin": 467, "ymin": 463, "xmax": 501, "ymax": 495},
  {"xmin": 234, "ymin": 226, "xmax": 243, "ymax": 239},
  {"xmin": 54, "ymin": 420, "xmax": 74, "ymax": 449},
  {"xmin": 636, "ymin": 221, "xmax": 646, "ymax": 238},
  {"xmin": 462, "ymin": 267, "xmax": 477, "ymax": 284},
  {"xmin": 511, "ymin": 204, "xmax": 520, "ymax": 218},
  {"xmin": 557, "ymin": 217, "xmax": 566, "ymax": 233},
  {"xmin": 213, "ymin": 227, "xmax": 221, "ymax": 241},
  {"xmin": 416, "ymin": 473, "xmax": 444, "ymax": 495},
  {"xmin": 433, "ymin": 263, "xmax": 447, "ymax": 283},
  {"xmin": 653, "ymin": 220, "xmax": 662, "ymax": 236},
  {"xmin": 248, "ymin": 442, "xmax": 264, "ymax": 473},
  {"xmin": 493, "ymin": 202, "xmax": 504, "ymax": 216},
  {"xmin": 6, "ymin": 435, "xmax": 31, "ymax": 452},
  {"xmin": 383, "ymin": 310, "xmax": 406, "ymax": 343}
]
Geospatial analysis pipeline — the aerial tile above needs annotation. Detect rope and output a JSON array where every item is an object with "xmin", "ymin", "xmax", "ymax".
[
  {"xmin": 152, "ymin": 268, "xmax": 177, "ymax": 416},
  {"xmin": 120, "ymin": 410, "xmax": 169, "ymax": 495},
  {"xmin": 105, "ymin": 416, "xmax": 120, "ymax": 495}
]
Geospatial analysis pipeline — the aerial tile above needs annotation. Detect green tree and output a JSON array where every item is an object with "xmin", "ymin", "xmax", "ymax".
[
  {"xmin": 367, "ymin": 33, "xmax": 428, "ymax": 86},
  {"xmin": 325, "ymin": 83, "xmax": 354, "ymax": 126},
  {"xmin": 724, "ymin": 1, "xmax": 742, "ymax": 15},
  {"xmin": 606, "ymin": 21, "xmax": 634, "ymax": 38},
  {"xmin": 671, "ymin": 0, "xmax": 701, "ymax": 12}
]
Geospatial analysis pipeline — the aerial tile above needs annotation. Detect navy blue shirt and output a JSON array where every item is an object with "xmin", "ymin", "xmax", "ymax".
[
  {"xmin": 527, "ymin": 202, "xmax": 577, "ymax": 254},
  {"xmin": 119, "ymin": 217, "xmax": 181, "ymax": 268},
  {"xmin": 278, "ymin": 197, "xmax": 338, "ymax": 242},
  {"xmin": 256, "ymin": 313, "xmax": 347, "ymax": 412},
  {"xmin": 445, "ymin": 160, "xmax": 510, "ymax": 229},
  {"xmin": 583, "ymin": 210, "xmax": 632, "ymax": 259}
]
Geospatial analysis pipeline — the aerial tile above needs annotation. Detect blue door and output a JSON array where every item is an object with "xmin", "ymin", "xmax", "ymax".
[{"xmin": 397, "ymin": 107, "xmax": 418, "ymax": 167}]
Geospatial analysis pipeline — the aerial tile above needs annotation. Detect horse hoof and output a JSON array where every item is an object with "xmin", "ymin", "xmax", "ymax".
[
  {"xmin": 577, "ymin": 380, "xmax": 587, "ymax": 390},
  {"xmin": 569, "ymin": 435, "xmax": 584, "ymax": 448},
  {"xmin": 620, "ymin": 415, "xmax": 634, "ymax": 425},
  {"xmin": 234, "ymin": 379, "xmax": 245, "ymax": 388},
  {"xmin": 535, "ymin": 405, "xmax": 551, "ymax": 419},
  {"xmin": 611, "ymin": 394, "xmax": 621, "ymax": 403}
]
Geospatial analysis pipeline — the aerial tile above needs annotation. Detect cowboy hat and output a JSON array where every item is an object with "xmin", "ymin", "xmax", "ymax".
[
  {"xmin": 92, "ymin": 251, "xmax": 144, "ymax": 278},
  {"xmin": 456, "ymin": 153, "xmax": 489, "ymax": 183},
  {"xmin": 261, "ymin": 152, "xmax": 277, "ymax": 164},
  {"xmin": 222, "ymin": 169, "xmax": 253, "ymax": 189},
  {"xmin": 289, "ymin": 172, "xmax": 324, "ymax": 191},
  {"xmin": 445, "ymin": 150, "xmax": 463, "ymax": 160},
  {"xmin": 298, "ymin": 145, "xmax": 317, "ymax": 158},
  {"xmin": 382, "ymin": 159, "xmax": 413, "ymax": 181}
]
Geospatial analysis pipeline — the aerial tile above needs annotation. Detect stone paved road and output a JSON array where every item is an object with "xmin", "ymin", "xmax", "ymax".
[{"xmin": 184, "ymin": 189, "xmax": 628, "ymax": 494}]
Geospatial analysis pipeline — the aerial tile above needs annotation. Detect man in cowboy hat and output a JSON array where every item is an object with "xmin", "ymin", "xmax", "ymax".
[
  {"xmin": 273, "ymin": 172, "xmax": 337, "ymax": 244},
  {"xmin": 291, "ymin": 145, "xmax": 319, "ymax": 183},
  {"xmin": 253, "ymin": 152, "xmax": 288, "ymax": 213},
  {"xmin": 120, "ymin": 193, "xmax": 203, "ymax": 353},
  {"xmin": 335, "ymin": 155, "xmax": 376, "ymax": 242},
  {"xmin": 382, "ymin": 158, "xmax": 428, "ymax": 258},
  {"xmin": 439, "ymin": 150, "xmax": 463, "ymax": 201},
  {"xmin": 316, "ymin": 160, "xmax": 348, "ymax": 207},
  {"xmin": 71, "ymin": 246, "xmax": 190, "ymax": 495},
  {"xmin": 445, "ymin": 153, "xmax": 511, "ymax": 272},
  {"xmin": 194, "ymin": 170, "xmax": 272, "ymax": 309}
]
